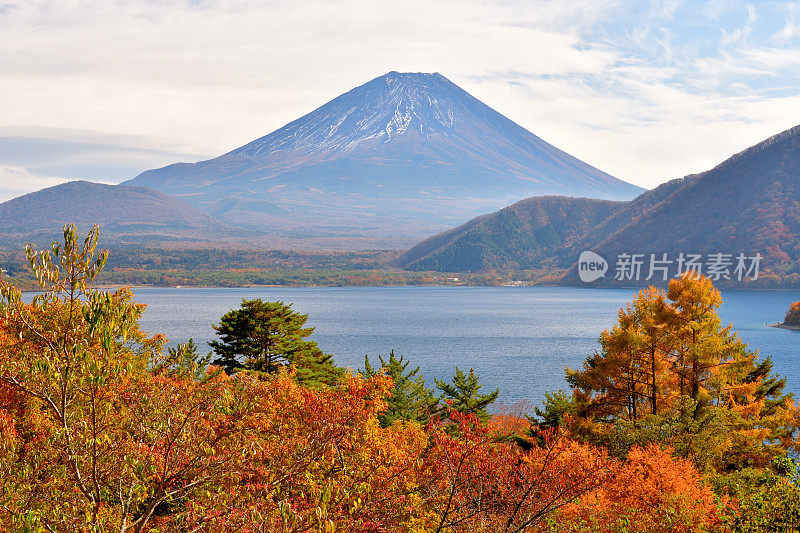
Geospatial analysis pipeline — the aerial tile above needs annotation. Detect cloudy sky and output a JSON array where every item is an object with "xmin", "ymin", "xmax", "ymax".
[{"xmin": 2, "ymin": 0, "xmax": 800, "ymax": 201}]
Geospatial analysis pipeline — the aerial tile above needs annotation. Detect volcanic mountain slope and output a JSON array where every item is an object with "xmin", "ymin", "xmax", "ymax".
[
  {"xmin": 0, "ymin": 181, "xmax": 228, "ymax": 247},
  {"xmin": 125, "ymin": 71, "xmax": 643, "ymax": 249},
  {"xmin": 567, "ymin": 124, "xmax": 800, "ymax": 282},
  {"xmin": 396, "ymin": 196, "xmax": 624, "ymax": 272}
]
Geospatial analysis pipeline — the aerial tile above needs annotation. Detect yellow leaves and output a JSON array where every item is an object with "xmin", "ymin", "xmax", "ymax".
[
  {"xmin": 348, "ymin": 497, "xmax": 363, "ymax": 515},
  {"xmin": 738, "ymin": 427, "xmax": 771, "ymax": 443},
  {"xmin": 730, "ymin": 397, "xmax": 764, "ymax": 419},
  {"xmin": 0, "ymin": 410, "xmax": 17, "ymax": 451},
  {"xmin": 728, "ymin": 378, "xmax": 759, "ymax": 399},
  {"xmin": 90, "ymin": 433, "xmax": 112, "ymax": 447}
]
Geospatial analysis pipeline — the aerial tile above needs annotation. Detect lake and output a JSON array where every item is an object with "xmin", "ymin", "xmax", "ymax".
[{"xmin": 129, "ymin": 286, "xmax": 800, "ymax": 407}]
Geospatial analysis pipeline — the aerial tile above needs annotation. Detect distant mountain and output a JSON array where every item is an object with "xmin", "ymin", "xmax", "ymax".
[
  {"xmin": 396, "ymin": 196, "xmax": 623, "ymax": 272},
  {"xmin": 403, "ymin": 124, "xmax": 800, "ymax": 284},
  {"xmin": 563, "ymin": 124, "xmax": 800, "ymax": 283},
  {"xmin": 0, "ymin": 181, "xmax": 227, "ymax": 246},
  {"xmin": 554, "ymin": 175, "xmax": 698, "ymax": 265},
  {"xmin": 124, "ymin": 71, "xmax": 643, "ymax": 249}
]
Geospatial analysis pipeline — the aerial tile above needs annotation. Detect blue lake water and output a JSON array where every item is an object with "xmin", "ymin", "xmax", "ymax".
[{"xmin": 129, "ymin": 286, "xmax": 800, "ymax": 407}]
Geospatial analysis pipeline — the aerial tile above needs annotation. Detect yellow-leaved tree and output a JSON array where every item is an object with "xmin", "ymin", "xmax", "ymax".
[
  {"xmin": 0, "ymin": 225, "xmax": 257, "ymax": 531},
  {"xmin": 566, "ymin": 273, "xmax": 800, "ymax": 472}
]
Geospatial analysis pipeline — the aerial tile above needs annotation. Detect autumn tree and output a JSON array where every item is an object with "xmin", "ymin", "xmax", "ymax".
[
  {"xmin": 565, "ymin": 273, "xmax": 800, "ymax": 473},
  {"xmin": 783, "ymin": 301, "xmax": 800, "ymax": 326},
  {"xmin": 209, "ymin": 298, "xmax": 342, "ymax": 387},
  {"xmin": 661, "ymin": 273, "xmax": 754, "ymax": 417},
  {"xmin": 0, "ymin": 225, "xmax": 255, "ymax": 531},
  {"xmin": 558, "ymin": 444, "xmax": 724, "ymax": 532},
  {"xmin": 567, "ymin": 286, "xmax": 674, "ymax": 424},
  {"xmin": 183, "ymin": 371, "xmax": 436, "ymax": 531},
  {"xmin": 568, "ymin": 273, "xmax": 782, "ymax": 423},
  {"xmin": 422, "ymin": 413, "xmax": 611, "ymax": 532}
]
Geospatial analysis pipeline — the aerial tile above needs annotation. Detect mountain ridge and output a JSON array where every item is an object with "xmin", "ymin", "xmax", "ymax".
[
  {"xmin": 0, "ymin": 181, "xmax": 230, "ymax": 247},
  {"xmin": 397, "ymin": 195, "xmax": 624, "ymax": 272},
  {"xmin": 124, "ymin": 71, "xmax": 643, "ymax": 248},
  {"xmin": 567, "ymin": 123, "xmax": 800, "ymax": 284},
  {"xmin": 401, "ymin": 123, "xmax": 800, "ymax": 284}
]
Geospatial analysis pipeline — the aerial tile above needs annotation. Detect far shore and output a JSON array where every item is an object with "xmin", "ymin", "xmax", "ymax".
[{"xmin": 771, "ymin": 323, "xmax": 800, "ymax": 331}]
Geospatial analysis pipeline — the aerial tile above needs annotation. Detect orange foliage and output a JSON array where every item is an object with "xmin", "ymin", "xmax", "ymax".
[
  {"xmin": 0, "ymin": 227, "xmax": 733, "ymax": 531},
  {"xmin": 0, "ymin": 320, "xmax": 16, "ymax": 442},
  {"xmin": 486, "ymin": 401, "xmax": 533, "ymax": 437},
  {"xmin": 784, "ymin": 301, "xmax": 800, "ymax": 326},
  {"xmin": 178, "ymin": 373, "xmax": 430, "ymax": 531},
  {"xmin": 423, "ymin": 415, "xmax": 611, "ymax": 532},
  {"xmin": 560, "ymin": 444, "xmax": 724, "ymax": 532}
]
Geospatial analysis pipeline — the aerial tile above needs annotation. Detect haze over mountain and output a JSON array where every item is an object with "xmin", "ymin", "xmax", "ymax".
[
  {"xmin": 0, "ymin": 181, "xmax": 228, "ymax": 247},
  {"xmin": 404, "ymin": 124, "xmax": 800, "ymax": 284},
  {"xmin": 125, "ymin": 71, "xmax": 643, "ymax": 249}
]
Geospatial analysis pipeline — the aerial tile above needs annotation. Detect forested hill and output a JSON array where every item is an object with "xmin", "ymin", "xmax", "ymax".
[
  {"xmin": 396, "ymin": 196, "xmax": 623, "ymax": 272},
  {"xmin": 401, "ymin": 124, "xmax": 800, "ymax": 285},
  {"xmin": 562, "ymin": 124, "xmax": 800, "ymax": 284},
  {"xmin": 554, "ymin": 176, "xmax": 698, "ymax": 265},
  {"xmin": 0, "ymin": 181, "xmax": 228, "ymax": 247}
]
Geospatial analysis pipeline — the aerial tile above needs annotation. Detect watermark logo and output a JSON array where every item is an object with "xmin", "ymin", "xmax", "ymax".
[
  {"xmin": 578, "ymin": 251, "xmax": 763, "ymax": 283},
  {"xmin": 578, "ymin": 251, "xmax": 609, "ymax": 283}
]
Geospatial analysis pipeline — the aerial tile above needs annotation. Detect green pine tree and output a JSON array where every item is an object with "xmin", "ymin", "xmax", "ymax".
[
  {"xmin": 435, "ymin": 367, "xmax": 498, "ymax": 424},
  {"xmin": 291, "ymin": 345, "xmax": 343, "ymax": 389},
  {"xmin": 209, "ymin": 299, "xmax": 342, "ymax": 387},
  {"xmin": 362, "ymin": 350, "xmax": 437, "ymax": 427},
  {"xmin": 152, "ymin": 338, "xmax": 215, "ymax": 382}
]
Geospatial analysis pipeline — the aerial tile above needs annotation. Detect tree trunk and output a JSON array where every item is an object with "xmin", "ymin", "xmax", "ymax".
[{"xmin": 650, "ymin": 346, "xmax": 657, "ymax": 415}]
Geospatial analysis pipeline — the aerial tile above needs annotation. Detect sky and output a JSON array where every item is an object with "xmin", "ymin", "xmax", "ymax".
[{"xmin": 2, "ymin": 0, "xmax": 800, "ymax": 201}]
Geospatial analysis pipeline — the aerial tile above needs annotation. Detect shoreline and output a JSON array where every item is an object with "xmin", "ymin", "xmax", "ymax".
[
  {"xmin": 770, "ymin": 323, "xmax": 800, "ymax": 331},
  {"xmin": 11, "ymin": 278, "xmax": 800, "ymax": 292},
  {"xmin": 74, "ymin": 283, "xmax": 800, "ymax": 292}
]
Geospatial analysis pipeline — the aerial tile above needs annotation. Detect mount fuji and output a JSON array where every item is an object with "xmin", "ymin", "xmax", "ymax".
[{"xmin": 124, "ymin": 72, "xmax": 643, "ymax": 249}]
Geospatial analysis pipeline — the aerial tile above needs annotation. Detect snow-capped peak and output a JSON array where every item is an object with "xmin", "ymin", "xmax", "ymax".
[{"xmin": 232, "ymin": 72, "xmax": 479, "ymax": 157}]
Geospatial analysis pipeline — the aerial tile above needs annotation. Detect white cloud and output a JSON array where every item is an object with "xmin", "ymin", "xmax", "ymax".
[
  {"xmin": 772, "ymin": 3, "xmax": 800, "ymax": 42},
  {"xmin": 0, "ymin": 0, "xmax": 799, "ymax": 194},
  {"xmin": 0, "ymin": 126, "xmax": 209, "ymax": 198},
  {"xmin": 0, "ymin": 165, "xmax": 73, "ymax": 202}
]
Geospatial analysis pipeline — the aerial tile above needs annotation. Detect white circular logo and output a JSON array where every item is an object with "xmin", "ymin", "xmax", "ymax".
[{"xmin": 578, "ymin": 251, "xmax": 608, "ymax": 283}]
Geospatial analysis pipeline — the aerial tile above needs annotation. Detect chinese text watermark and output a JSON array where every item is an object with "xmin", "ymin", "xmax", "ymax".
[{"xmin": 578, "ymin": 251, "xmax": 763, "ymax": 283}]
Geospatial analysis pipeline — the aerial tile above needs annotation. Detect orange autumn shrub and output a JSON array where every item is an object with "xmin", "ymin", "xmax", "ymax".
[
  {"xmin": 558, "ymin": 444, "xmax": 724, "ymax": 533},
  {"xmin": 421, "ymin": 413, "xmax": 611, "ymax": 532},
  {"xmin": 166, "ymin": 377, "xmax": 614, "ymax": 533},
  {"xmin": 183, "ymin": 372, "xmax": 432, "ymax": 532}
]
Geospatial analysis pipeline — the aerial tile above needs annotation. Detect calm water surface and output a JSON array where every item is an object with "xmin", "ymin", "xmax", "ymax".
[{"xmin": 130, "ymin": 286, "xmax": 800, "ymax": 406}]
